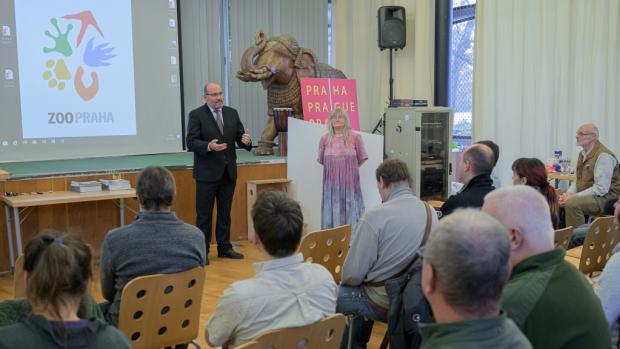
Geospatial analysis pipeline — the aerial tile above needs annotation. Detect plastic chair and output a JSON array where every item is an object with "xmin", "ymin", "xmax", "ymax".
[
  {"xmin": 235, "ymin": 314, "xmax": 346, "ymax": 349},
  {"xmin": 298, "ymin": 225, "xmax": 351, "ymax": 284},
  {"xmin": 575, "ymin": 216, "xmax": 620, "ymax": 275},
  {"xmin": 554, "ymin": 226, "xmax": 574, "ymax": 249},
  {"xmin": 118, "ymin": 266, "xmax": 205, "ymax": 349}
]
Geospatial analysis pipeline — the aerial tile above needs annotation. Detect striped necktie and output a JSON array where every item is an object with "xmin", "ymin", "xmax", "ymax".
[{"xmin": 215, "ymin": 109, "xmax": 224, "ymax": 134}]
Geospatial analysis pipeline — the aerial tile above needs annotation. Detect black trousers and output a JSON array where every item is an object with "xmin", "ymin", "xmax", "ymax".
[{"xmin": 195, "ymin": 173, "xmax": 235, "ymax": 253}]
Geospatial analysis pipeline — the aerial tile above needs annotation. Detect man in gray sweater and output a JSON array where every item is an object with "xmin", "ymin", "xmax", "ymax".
[
  {"xmin": 100, "ymin": 166, "xmax": 206, "ymax": 326},
  {"xmin": 337, "ymin": 159, "xmax": 438, "ymax": 349}
]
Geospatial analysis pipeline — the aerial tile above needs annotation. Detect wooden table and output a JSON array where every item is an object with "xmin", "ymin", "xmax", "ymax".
[
  {"xmin": 427, "ymin": 200, "xmax": 445, "ymax": 209},
  {"xmin": 0, "ymin": 189, "xmax": 136, "ymax": 270},
  {"xmin": 548, "ymin": 171, "xmax": 576, "ymax": 189},
  {"xmin": 0, "ymin": 168, "xmax": 9, "ymax": 180}
]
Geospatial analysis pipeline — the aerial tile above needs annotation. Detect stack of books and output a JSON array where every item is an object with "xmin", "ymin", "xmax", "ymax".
[
  {"xmin": 70, "ymin": 181, "xmax": 103, "ymax": 193},
  {"xmin": 99, "ymin": 179, "xmax": 131, "ymax": 191}
]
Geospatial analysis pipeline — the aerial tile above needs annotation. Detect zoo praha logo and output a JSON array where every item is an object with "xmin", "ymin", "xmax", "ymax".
[{"xmin": 41, "ymin": 11, "xmax": 115, "ymax": 101}]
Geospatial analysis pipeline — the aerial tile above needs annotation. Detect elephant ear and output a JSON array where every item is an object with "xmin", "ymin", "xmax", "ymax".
[
  {"xmin": 294, "ymin": 48, "xmax": 317, "ymax": 69},
  {"xmin": 295, "ymin": 49, "xmax": 319, "ymax": 79},
  {"xmin": 254, "ymin": 29, "xmax": 267, "ymax": 51}
]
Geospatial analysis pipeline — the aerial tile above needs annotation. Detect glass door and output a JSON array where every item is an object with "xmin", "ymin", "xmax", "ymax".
[{"xmin": 420, "ymin": 112, "xmax": 450, "ymax": 200}]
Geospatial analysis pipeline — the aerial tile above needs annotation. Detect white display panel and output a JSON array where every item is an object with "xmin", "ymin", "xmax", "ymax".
[{"xmin": 0, "ymin": 0, "xmax": 183, "ymax": 162}]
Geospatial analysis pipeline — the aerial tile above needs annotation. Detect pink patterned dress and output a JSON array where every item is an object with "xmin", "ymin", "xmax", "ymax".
[{"xmin": 317, "ymin": 132, "xmax": 368, "ymax": 229}]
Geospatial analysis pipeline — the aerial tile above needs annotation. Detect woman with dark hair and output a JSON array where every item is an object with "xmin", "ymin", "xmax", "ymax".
[
  {"xmin": 0, "ymin": 232, "xmax": 131, "ymax": 349},
  {"xmin": 317, "ymin": 108, "xmax": 368, "ymax": 229},
  {"xmin": 512, "ymin": 158, "xmax": 560, "ymax": 228}
]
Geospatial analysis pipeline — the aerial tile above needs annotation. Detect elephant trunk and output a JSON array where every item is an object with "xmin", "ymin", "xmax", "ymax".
[
  {"xmin": 236, "ymin": 29, "xmax": 273, "ymax": 82},
  {"xmin": 239, "ymin": 46, "xmax": 258, "ymax": 75}
]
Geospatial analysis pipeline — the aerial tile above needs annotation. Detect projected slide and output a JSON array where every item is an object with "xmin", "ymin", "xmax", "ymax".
[
  {"xmin": 14, "ymin": 0, "xmax": 136, "ymax": 138},
  {"xmin": 1, "ymin": 0, "xmax": 183, "ymax": 162}
]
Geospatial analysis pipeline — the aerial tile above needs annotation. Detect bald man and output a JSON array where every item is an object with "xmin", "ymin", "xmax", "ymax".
[
  {"xmin": 559, "ymin": 123, "xmax": 620, "ymax": 229},
  {"xmin": 440, "ymin": 143, "xmax": 496, "ymax": 217},
  {"xmin": 186, "ymin": 82, "xmax": 252, "ymax": 263},
  {"xmin": 483, "ymin": 186, "xmax": 610, "ymax": 349}
]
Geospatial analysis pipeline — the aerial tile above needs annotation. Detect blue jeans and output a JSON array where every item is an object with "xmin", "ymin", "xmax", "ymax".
[
  {"xmin": 336, "ymin": 285, "xmax": 387, "ymax": 349},
  {"xmin": 568, "ymin": 223, "xmax": 589, "ymax": 249}
]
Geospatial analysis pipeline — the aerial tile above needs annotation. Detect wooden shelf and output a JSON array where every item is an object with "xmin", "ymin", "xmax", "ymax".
[{"xmin": 246, "ymin": 179, "xmax": 292, "ymax": 241}]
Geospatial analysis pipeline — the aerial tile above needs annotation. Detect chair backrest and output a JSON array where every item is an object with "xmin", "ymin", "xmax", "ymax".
[
  {"xmin": 298, "ymin": 225, "xmax": 351, "ymax": 283},
  {"xmin": 234, "ymin": 314, "xmax": 346, "ymax": 349},
  {"xmin": 118, "ymin": 267, "xmax": 205, "ymax": 349},
  {"xmin": 554, "ymin": 226, "xmax": 574, "ymax": 249},
  {"xmin": 13, "ymin": 255, "xmax": 25, "ymax": 298},
  {"xmin": 579, "ymin": 216, "xmax": 620, "ymax": 274}
]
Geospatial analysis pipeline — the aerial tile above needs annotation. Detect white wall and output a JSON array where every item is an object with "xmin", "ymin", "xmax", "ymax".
[
  {"xmin": 333, "ymin": 0, "xmax": 436, "ymax": 132},
  {"xmin": 288, "ymin": 118, "xmax": 383, "ymax": 233},
  {"xmin": 473, "ymin": 0, "xmax": 620, "ymax": 185}
]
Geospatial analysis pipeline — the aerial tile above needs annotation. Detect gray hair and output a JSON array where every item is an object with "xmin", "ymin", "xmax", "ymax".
[
  {"xmin": 483, "ymin": 185, "xmax": 554, "ymax": 249},
  {"xmin": 136, "ymin": 166, "xmax": 176, "ymax": 211},
  {"xmin": 326, "ymin": 108, "xmax": 351, "ymax": 146},
  {"xmin": 423, "ymin": 209, "xmax": 511, "ymax": 314}
]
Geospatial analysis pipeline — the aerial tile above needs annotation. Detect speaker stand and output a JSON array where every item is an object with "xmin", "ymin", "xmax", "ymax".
[
  {"xmin": 373, "ymin": 48, "xmax": 395, "ymax": 135},
  {"xmin": 372, "ymin": 112, "xmax": 385, "ymax": 135},
  {"xmin": 389, "ymin": 48, "xmax": 394, "ymax": 103}
]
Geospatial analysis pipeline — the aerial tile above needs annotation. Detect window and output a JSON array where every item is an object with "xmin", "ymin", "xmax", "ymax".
[
  {"xmin": 450, "ymin": 0, "xmax": 476, "ymax": 148},
  {"xmin": 327, "ymin": 0, "xmax": 334, "ymax": 66}
]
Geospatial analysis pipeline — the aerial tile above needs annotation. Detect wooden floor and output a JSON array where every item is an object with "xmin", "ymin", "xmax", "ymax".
[{"xmin": 0, "ymin": 241, "xmax": 387, "ymax": 348}]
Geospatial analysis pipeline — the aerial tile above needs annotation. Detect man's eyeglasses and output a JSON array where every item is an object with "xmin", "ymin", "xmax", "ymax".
[
  {"xmin": 205, "ymin": 92, "xmax": 224, "ymax": 97},
  {"xmin": 576, "ymin": 132, "xmax": 594, "ymax": 137}
]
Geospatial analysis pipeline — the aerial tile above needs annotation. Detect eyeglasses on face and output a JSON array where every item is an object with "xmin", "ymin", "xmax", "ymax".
[
  {"xmin": 206, "ymin": 92, "xmax": 224, "ymax": 97},
  {"xmin": 576, "ymin": 132, "xmax": 594, "ymax": 137}
]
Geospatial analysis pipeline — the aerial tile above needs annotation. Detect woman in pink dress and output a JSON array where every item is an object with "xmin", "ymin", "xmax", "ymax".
[{"xmin": 317, "ymin": 108, "xmax": 368, "ymax": 229}]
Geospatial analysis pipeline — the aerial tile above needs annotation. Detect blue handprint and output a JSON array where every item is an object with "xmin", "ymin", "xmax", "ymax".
[{"xmin": 84, "ymin": 38, "xmax": 116, "ymax": 67}]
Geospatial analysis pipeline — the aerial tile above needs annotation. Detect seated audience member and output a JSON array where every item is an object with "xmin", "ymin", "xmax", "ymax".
[
  {"xmin": 594, "ymin": 199, "xmax": 620, "ymax": 344},
  {"xmin": 420, "ymin": 209, "xmax": 531, "ymax": 348},
  {"xmin": 100, "ymin": 166, "xmax": 206, "ymax": 326},
  {"xmin": 0, "ymin": 294, "xmax": 103, "ymax": 328},
  {"xmin": 206, "ymin": 190, "xmax": 337, "ymax": 348},
  {"xmin": 441, "ymin": 143, "xmax": 496, "ymax": 217},
  {"xmin": 0, "ymin": 233, "xmax": 131, "ymax": 349},
  {"xmin": 512, "ymin": 157, "xmax": 560, "ymax": 227},
  {"xmin": 475, "ymin": 139, "xmax": 501, "ymax": 188},
  {"xmin": 337, "ymin": 159, "xmax": 438, "ymax": 349},
  {"xmin": 482, "ymin": 186, "xmax": 610, "ymax": 348},
  {"xmin": 559, "ymin": 123, "xmax": 620, "ymax": 229}
]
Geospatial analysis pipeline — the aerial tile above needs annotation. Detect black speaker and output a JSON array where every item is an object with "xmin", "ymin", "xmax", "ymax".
[{"xmin": 378, "ymin": 6, "xmax": 406, "ymax": 50}]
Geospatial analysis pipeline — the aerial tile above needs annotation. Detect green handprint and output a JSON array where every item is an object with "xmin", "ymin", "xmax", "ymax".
[{"xmin": 43, "ymin": 18, "xmax": 73, "ymax": 56}]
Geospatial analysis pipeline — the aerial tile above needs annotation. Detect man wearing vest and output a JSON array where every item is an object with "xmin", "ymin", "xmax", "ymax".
[{"xmin": 559, "ymin": 124, "xmax": 620, "ymax": 229}]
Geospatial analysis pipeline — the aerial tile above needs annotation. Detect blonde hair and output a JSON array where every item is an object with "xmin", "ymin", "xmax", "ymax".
[{"xmin": 326, "ymin": 108, "xmax": 351, "ymax": 145}]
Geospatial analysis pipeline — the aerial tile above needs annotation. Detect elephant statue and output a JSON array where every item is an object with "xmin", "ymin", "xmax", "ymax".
[{"xmin": 237, "ymin": 29, "xmax": 346, "ymax": 155}]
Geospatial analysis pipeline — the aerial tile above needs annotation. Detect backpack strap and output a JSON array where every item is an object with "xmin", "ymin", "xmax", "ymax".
[{"xmin": 367, "ymin": 202, "xmax": 433, "ymax": 287}]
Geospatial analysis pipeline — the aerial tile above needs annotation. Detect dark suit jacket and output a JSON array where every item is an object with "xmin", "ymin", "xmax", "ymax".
[
  {"xmin": 186, "ymin": 104, "xmax": 252, "ymax": 182},
  {"xmin": 440, "ymin": 173, "xmax": 495, "ymax": 217}
]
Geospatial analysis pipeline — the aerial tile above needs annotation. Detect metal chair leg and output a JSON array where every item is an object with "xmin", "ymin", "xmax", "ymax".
[{"xmin": 347, "ymin": 315, "xmax": 354, "ymax": 349}]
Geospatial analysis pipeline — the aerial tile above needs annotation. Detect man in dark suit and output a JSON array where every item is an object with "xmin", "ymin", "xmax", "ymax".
[
  {"xmin": 186, "ymin": 82, "xmax": 252, "ymax": 263},
  {"xmin": 440, "ymin": 143, "xmax": 496, "ymax": 217}
]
